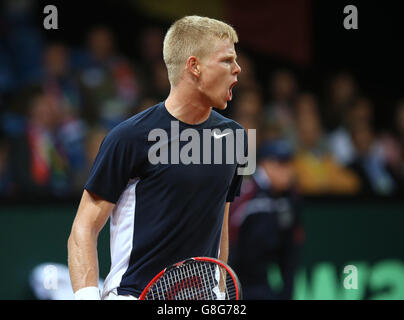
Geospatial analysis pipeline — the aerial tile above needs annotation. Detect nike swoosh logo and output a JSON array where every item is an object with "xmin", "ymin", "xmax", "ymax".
[{"xmin": 213, "ymin": 132, "xmax": 231, "ymax": 139}]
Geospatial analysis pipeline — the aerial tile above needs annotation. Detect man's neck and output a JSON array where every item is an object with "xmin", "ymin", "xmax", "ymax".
[{"xmin": 165, "ymin": 83, "xmax": 212, "ymax": 125}]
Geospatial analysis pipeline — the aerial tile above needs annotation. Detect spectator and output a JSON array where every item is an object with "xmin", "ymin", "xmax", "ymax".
[
  {"xmin": 78, "ymin": 26, "xmax": 141, "ymax": 129},
  {"xmin": 42, "ymin": 43, "xmax": 82, "ymax": 118},
  {"xmin": 265, "ymin": 69, "xmax": 299, "ymax": 139},
  {"xmin": 328, "ymin": 96, "xmax": 374, "ymax": 165},
  {"xmin": 232, "ymin": 89, "xmax": 263, "ymax": 122},
  {"xmin": 229, "ymin": 139, "xmax": 304, "ymax": 299},
  {"xmin": 2, "ymin": 0, "xmax": 44, "ymax": 87},
  {"xmin": 148, "ymin": 60, "xmax": 170, "ymax": 101},
  {"xmin": 348, "ymin": 122, "xmax": 402, "ymax": 196},
  {"xmin": 72, "ymin": 126, "xmax": 108, "ymax": 192},
  {"xmin": 233, "ymin": 51, "xmax": 260, "ymax": 93},
  {"xmin": 378, "ymin": 100, "xmax": 404, "ymax": 185},
  {"xmin": 323, "ymin": 71, "xmax": 358, "ymax": 132},
  {"xmin": 232, "ymin": 89, "xmax": 264, "ymax": 146},
  {"xmin": 139, "ymin": 26, "xmax": 165, "ymax": 65},
  {"xmin": 0, "ymin": 132, "xmax": 14, "ymax": 196},
  {"xmin": 9, "ymin": 89, "xmax": 72, "ymax": 197},
  {"xmin": 293, "ymin": 93, "xmax": 360, "ymax": 194},
  {"xmin": 0, "ymin": 45, "xmax": 17, "ymax": 93},
  {"xmin": 42, "ymin": 43, "xmax": 87, "ymax": 175},
  {"xmin": 135, "ymin": 27, "xmax": 166, "ymax": 100}
]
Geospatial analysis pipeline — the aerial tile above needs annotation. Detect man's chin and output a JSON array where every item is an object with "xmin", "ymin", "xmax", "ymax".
[{"xmin": 212, "ymin": 101, "xmax": 228, "ymax": 110}]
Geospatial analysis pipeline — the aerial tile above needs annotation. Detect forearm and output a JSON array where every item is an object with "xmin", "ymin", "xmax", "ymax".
[
  {"xmin": 218, "ymin": 228, "xmax": 229, "ymax": 264},
  {"xmin": 219, "ymin": 202, "xmax": 230, "ymax": 264},
  {"xmin": 68, "ymin": 227, "xmax": 100, "ymax": 292},
  {"xmin": 67, "ymin": 190, "xmax": 113, "ymax": 299}
]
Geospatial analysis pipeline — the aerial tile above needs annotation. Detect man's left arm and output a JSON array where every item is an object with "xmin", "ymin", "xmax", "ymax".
[{"xmin": 219, "ymin": 202, "xmax": 230, "ymax": 264}]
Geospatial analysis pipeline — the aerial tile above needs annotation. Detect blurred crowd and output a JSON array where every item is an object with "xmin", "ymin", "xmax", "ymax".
[
  {"xmin": 1, "ymin": 3, "xmax": 404, "ymax": 199},
  {"xmin": 232, "ymin": 66, "xmax": 404, "ymax": 197}
]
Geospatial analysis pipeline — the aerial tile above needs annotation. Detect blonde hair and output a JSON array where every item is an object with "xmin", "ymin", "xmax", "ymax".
[{"xmin": 163, "ymin": 15, "xmax": 238, "ymax": 86}]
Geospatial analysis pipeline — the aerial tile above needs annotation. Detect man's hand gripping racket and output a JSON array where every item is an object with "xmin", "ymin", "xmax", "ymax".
[{"xmin": 139, "ymin": 257, "xmax": 242, "ymax": 300}]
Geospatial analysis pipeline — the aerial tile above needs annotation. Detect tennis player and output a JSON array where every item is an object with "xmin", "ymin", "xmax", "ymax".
[{"xmin": 68, "ymin": 15, "xmax": 245, "ymax": 300}]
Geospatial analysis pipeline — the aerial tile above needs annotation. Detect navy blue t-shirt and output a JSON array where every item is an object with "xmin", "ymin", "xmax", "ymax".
[{"xmin": 85, "ymin": 101, "xmax": 247, "ymax": 298}]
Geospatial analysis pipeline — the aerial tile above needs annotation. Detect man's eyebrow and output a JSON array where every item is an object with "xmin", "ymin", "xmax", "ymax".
[{"xmin": 223, "ymin": 53, "xmax": 237, "ymax": 59}]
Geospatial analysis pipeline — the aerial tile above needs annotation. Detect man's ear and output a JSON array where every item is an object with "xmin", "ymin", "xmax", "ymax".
[{"xmin": 186, "ymin": 56, "xmax": 201, "ymax": 78}]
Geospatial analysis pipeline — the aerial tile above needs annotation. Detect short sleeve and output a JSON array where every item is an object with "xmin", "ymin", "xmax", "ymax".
[
  {"xmin": 226, "ymin": 170, "xmax": 243, "ymax": 202},
  {"xmin": 84, "ymin": 128, "xmax": 137, "ymax": 203},
  {"xmin": 226, "ymin": 127, "xmax": 248, "ymax": 202}
]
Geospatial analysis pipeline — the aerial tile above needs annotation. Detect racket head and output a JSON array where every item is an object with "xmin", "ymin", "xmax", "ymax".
[{"xmin": 139, "ymin": 257, "xmax": 242, "ymax": 300}]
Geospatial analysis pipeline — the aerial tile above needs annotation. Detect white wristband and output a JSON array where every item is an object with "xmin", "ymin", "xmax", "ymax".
[
  {"xmin": 217, "ymin": 291, "xmax": 226, "ymax": 300},
  {"xmin": 74, "ymin": 286, "xmax": 101, "ymax": 300}
]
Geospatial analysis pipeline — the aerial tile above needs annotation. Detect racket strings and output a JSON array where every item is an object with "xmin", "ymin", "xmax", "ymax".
[{"xmin": 144, "ymin": 261, "xmax": 238, "ymax": 300}]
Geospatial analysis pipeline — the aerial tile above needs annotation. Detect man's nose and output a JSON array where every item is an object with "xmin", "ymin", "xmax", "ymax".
[{"xmin": 234, "ymin": 61, "xmax": 241, "ymax": 75}]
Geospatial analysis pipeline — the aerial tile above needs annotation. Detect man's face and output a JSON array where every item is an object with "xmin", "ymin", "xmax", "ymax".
[
  {"xmin": 198, "ymin": 38, "xmax": 241, "ymax": 110},
  {"xmin": 262, "ymin": 159, "xmax": 294, "ymax": 192}
]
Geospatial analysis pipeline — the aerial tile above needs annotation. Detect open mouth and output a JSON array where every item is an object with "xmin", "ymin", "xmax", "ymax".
[{"xmin": 227, "ymin": 81, "xmax": 238, "ymax": 101}]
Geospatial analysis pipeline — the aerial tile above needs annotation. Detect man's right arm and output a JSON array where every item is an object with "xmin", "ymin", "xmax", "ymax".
[{"xmin": 67, "ymin": 189, "xmax": 115, "ymax": 299}]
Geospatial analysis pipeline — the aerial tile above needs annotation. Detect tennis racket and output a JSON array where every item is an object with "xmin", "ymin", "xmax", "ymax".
[{"xmin": 139, "ymin": 257, "xmax": 242, "ymax": 300}]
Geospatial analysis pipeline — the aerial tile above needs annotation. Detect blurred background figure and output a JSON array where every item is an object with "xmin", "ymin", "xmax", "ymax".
[
  {"xmin": 147, "ymin": 60, "xmax": 171, "ymax": 101},
  {"xmin": 229, "ymin": 139, "xmax": 304, "ymax": 299},
  {"xmin": 42, "ymin": 42, "xmax": 87, "ymax": 184},
  {"xmin": 8, "ymin": 87, "xmax": 73, "ymax": 197},
  {"xmin": 292, "ymin": 92, "xmax": 360, "ymax": 195},
  {"xmin": 264, "ymin": 69, "xmax": 299, "ymax": 141},
  {"xmin": 378, "ymin": 100, "xmax": 404, "ymax": 188},
  {"xmin": 323, "ymin": 71, "xmax": 358, "ymax": 132},
  {"xmin": 71, "ymin": 125, "xmax": 108, "ymax": 192},
  {"xmin": 348, "ymin": 122, "xmax": 402, "ymax": 196},
  {"xmin": 328, "ymin": 96, "xmax": 374, "ymax": 166},
  {"xmin": 231, "ymin": 89, "xmax": 265, "ymax": 151},
  {"xmin": 0, "ymin": 130, "xmax": 13, "ymax": 196},
  {"xmin": 232, "ymin": 89, "xmax": 263, "ymax": 133},
  {"xmin": 136, "ymin": 26, "xmax": 168, "ymax": 100},
  {"xmin": 138, "ymin": 26, "xmax": 164, "ymax": 64},
  {"xmin": 77, "ymin": 26, "xmax": 141, "ymax": 129},
  {"xmin": 1, "ymin": 0, "xmax": 44, "ymax": 88},
  {"xmin": 232, "ymin": 51, "xmax": 260, "ymax": 93}
]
